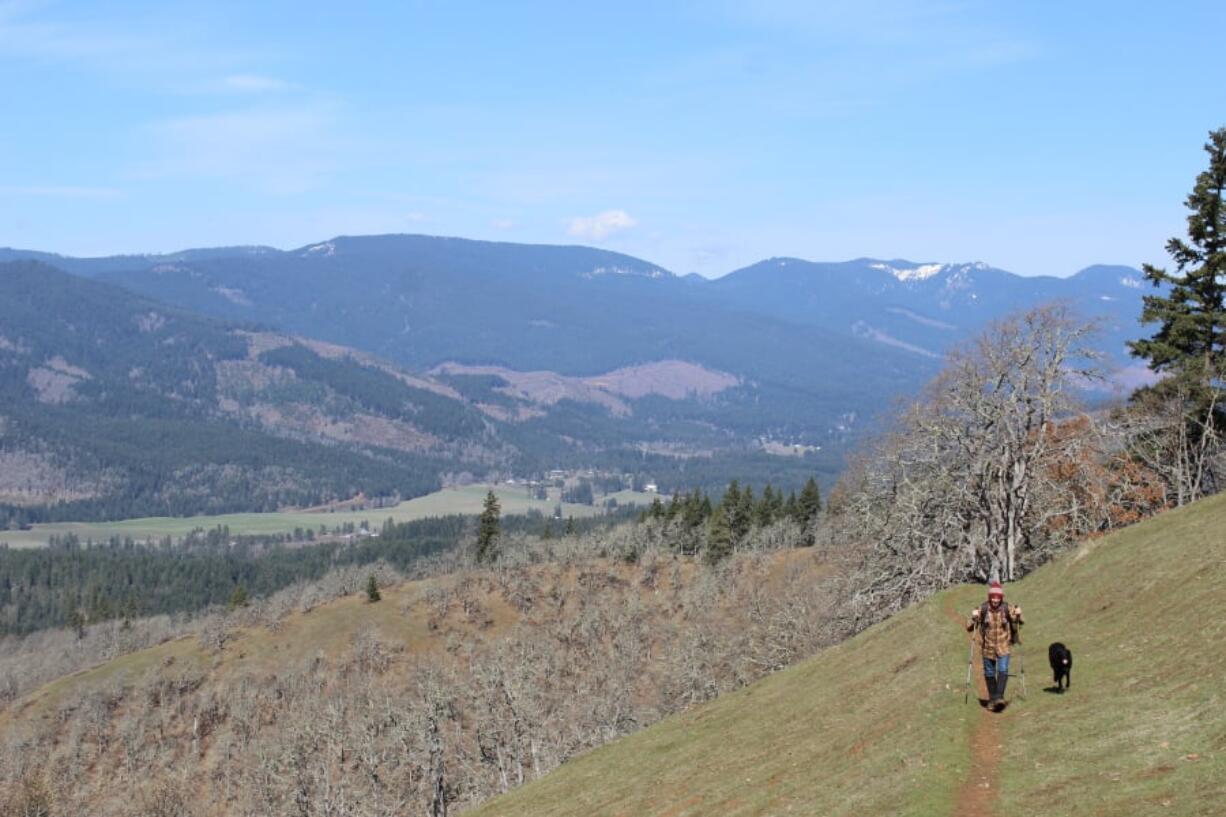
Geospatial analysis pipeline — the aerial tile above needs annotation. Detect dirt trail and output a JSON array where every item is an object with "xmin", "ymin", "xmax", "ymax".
[{"xmin": 943, "ymin": 596, "xmax": 1003, "ymax": 817}]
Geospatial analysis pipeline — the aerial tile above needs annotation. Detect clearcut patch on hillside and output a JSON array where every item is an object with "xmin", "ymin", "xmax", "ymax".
[{"xmin": 432, "ymin": 360, "xmax": 740, "ymax": 418}]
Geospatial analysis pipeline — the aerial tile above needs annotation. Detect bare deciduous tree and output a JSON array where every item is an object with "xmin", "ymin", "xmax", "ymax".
[
  {"xmin": 828, "ymin": 305, "xmax": 1102, "ymax": 620},
  {"xmin": 1110, "ymin": 370, "xmax": 1224, "ymax": 506}
]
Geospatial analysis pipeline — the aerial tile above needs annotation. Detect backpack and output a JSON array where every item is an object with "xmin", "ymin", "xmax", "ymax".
[{"xmin": 978, "ymin": 600, "xmax": 1022, "ymax": 645}]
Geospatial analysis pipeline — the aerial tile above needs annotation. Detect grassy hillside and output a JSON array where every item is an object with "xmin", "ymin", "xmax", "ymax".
[{"xmin": 472, "ymin": 493, "xmax": 1226, "ymax": 817}]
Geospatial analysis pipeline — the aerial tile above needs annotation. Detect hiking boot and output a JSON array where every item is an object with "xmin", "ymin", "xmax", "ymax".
[
  {"xmin": 992, "ymin": 674, "xmax": 1009, "ymax": 711},
  {"xmin": 983, "ymin": 675, "xmax": 997, "ymax": 706}
]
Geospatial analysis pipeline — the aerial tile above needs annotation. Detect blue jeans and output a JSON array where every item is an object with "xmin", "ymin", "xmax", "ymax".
[{"xmin": 983, "ymin": 654, "xmax": 1010, "ymax": 680}]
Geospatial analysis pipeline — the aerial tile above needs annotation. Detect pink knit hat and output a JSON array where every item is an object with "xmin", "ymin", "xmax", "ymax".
[{"xmin": 988, "ymin": 581, "xmax": 1004, "ymax": 599}]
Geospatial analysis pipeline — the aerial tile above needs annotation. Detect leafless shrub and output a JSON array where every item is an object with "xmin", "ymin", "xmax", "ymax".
[
  {"xmin": 0, "ymin": 613, "xmax": 196, "ymax": 706},
  {"xmin": 1, "ymin": 772, "xmax": 53, "ymax": 817},
  {"xmin": 1106, "ymin": 370, "xmax": 1224, "ymax": 506},
  {"xmin": 349, "ymin": 626, "xmax": 395, "ymax": 676},
  {"xmin": 497, "ymin": 570, "xmax": 539, "ymax": 613},
  {"xmin": 423, "ymin": 584, "xmax": 453, "ymax": 631},
  {"xmin": 2, "ymin": 518, "xmax": 847, "ymax": 816},
  {"xmin": 196, "ymin": 616, "xmax": 231, "ymax": 654},
  {"xmin": 133, "ymin": 777, "xmax": 196, "ymax": 817}
]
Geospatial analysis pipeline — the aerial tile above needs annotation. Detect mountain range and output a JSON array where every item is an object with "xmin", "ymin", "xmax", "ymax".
[
  {"xmin": 0, "ymin": 236, "xmax": 1159, "ymax": 520},
  {"xmin": 706, "ymin": 257, "xmax": 1152, "ymax": 375}
]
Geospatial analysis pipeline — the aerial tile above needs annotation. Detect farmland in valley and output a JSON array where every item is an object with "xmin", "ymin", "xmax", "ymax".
[{"xmin": 0, "ymin": 484, "xmax": 659, "ymax": 548}]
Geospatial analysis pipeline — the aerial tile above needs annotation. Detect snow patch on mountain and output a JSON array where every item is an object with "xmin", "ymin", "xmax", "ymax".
[
  {"xmin": 302, "ymin": 241, "xmax": 336, "ymax": 257},
  {"xmin": 940, "ymin": 262, "xmax": 991, "ymax": 291},
  {"xmin": 870, "ymin": 262, "xmax": 945, "ymax": 282},
  {"xmin": 584, "ymin": 265, "xmax": 668, "ymax": 280},
  {"xmin": 1120, "ymin": 275, "xmax": 1144, "ymax": 289}
]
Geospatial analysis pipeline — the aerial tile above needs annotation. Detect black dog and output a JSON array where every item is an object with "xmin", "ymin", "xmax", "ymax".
[{"xmin": 1048, "ymin": 642, "xmax": 1072, "ymax": 692}]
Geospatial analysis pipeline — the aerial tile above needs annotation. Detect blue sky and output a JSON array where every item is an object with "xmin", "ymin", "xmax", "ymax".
[{"xmin": 1, "ymin": 1, "xmax": 1223, "ymax": 277}]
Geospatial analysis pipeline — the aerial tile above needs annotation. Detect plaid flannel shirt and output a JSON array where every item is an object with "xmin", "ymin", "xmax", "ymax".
[{"xmin": 967, "ymin": 603, "xmax": 1022, "ymax": 659}]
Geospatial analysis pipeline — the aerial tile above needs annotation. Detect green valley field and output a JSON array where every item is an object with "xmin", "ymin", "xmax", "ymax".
[
  {"xmin": 0, "ymin": 485, "xmax": 658, "ymax": 548},
  {"xmin": 471, "ymin": 492, "xmax": 1226, "ymax": 817}
]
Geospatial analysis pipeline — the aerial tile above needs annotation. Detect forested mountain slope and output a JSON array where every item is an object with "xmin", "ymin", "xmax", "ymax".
[
  {"xmin": 0, "ymin": 261, "xmax": 498, "ymax": 521},
  {"xmin": 2, "ymin": 236, "xmax": 938, "ymax": 449},
  {"xmin": 705, "ymin": 257, "xmax": 1154, "ymax": 372},
  {"xmin": 2, "ymin": 236, "xmax": 1156, "ymax": 448},
  {"xmin": 473, "ymin": 492, "xmax": 1226, "ymax": 817},
  {"xmin": 0, "ymin": 237, "xmax": 1161, "ymax": 516}
]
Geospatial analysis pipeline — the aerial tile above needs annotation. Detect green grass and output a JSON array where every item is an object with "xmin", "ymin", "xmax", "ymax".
[
  {"xmin": 471, "ymin": 492, "xmax": 1226, "ymax": 817},
  {"xmin": 992, "ymin": 495, "xmax": 1226, "ymax": 816},
  {"xmin": 0, "ymin": 485, "xmax": 659, "ymax": 548}
]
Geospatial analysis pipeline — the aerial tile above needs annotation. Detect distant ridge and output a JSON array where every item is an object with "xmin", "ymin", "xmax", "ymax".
[
  {"xmin": 0, "ymin": 236, "xmax": 1159, "ymax": 511},
  {"xmin": 0, "ymin": 259, "xmax": 490, "ymax": 519}
]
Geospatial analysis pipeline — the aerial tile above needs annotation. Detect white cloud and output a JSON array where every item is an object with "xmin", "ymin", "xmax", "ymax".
[
  {"xmin": 0, "ymin": 185, "xmax": 122, "ymax": 200},
  {"xmin": 405, "ymin": 211, "xmax": 426, "ymax": 223},
  {"xmin": 567, "ymin": 209, "xmax": 637, "ymax": 241},
  {"xmin": 490, "ymin": 217, "xmax": 515, "ymax": 230},
  {"xmin": 221, "ymin": 74, "xmax": 292, "ymax": 93}
]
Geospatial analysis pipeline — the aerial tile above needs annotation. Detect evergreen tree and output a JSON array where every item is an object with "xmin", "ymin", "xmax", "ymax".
[
  {"xmin": 723, "ymin": 480, "xmax": 741, "ymax": 515},
  {"xmin": 797, "ymin": 478, "xmax": 822, "ymax": 524},
  {"xmin": 228, "ymin": 583, "xmax": 249, "ymax": 609},
  {"xmin": 797, "ymin": 477, "xmax": 822, "ymax": 545},
  {"xmin": 783, "ymin": 491, "xmax": 799, "ymax": 522},
  {"xmin": 1130, "ymin": 127, "xmax": 1226, "ymax": 397},
  {"xmin": 476, "ymin": 490, "xmax": 501, "ymax": 564},
  {"xmin": 665, "ymin": 490, "xmax": 682, "ymax": 521},
  {"xmin": 67, "ymin": 608, "xmax": 86, "ymax": 640},
  {"xmin": 648, "ymin": 496, "xmax": 665, "ymax": 520},
  {"xmin": 705, "ymin": 503, "xmax": 734, "ymax": 565},
  {"xmin": 565, "ymin": 516, "xmax": 576, "ymax": 536},
  {"xmin": 682, "ymin": 489, "xmax": 708, "ymax": 529},
  {"xmin": 768, "ymin": 483, "xmax": 784, "ymax": 519},
  {"xmin": 1128, "ymin": 127, "xmax": 1226, "ymax": 502},
  {"xmin": 755, "ymin": 484, "xmax": 778, "ymax": 527},
  {"xmin": 734, "ymin": 486, "xmax": 755, "ymax": 537},
  {"xmin": 119, "ymin": 596, "xmax": 140, "ymax": 623},
  {"xmin": 365, "ymin": 574, "xmax": 381, "ymax": 603}
]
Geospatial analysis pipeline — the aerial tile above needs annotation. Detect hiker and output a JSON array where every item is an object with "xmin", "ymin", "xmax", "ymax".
[{"xmin": 966, "ymin": 580, "xmax": 1023, "ymax": 711}]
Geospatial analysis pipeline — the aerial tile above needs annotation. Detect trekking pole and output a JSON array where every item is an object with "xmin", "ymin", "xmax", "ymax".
[
  {"xmin": 1019, "ymin": 649, "xmax": 1028, "ymax": 701},
  {"xmin": 963, "ymin": 638, "xmax": 975, "ymax": 705},
  {"xmin": 1014, "ymin": 615, "xmax": 1027, "ymax": 702}
]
